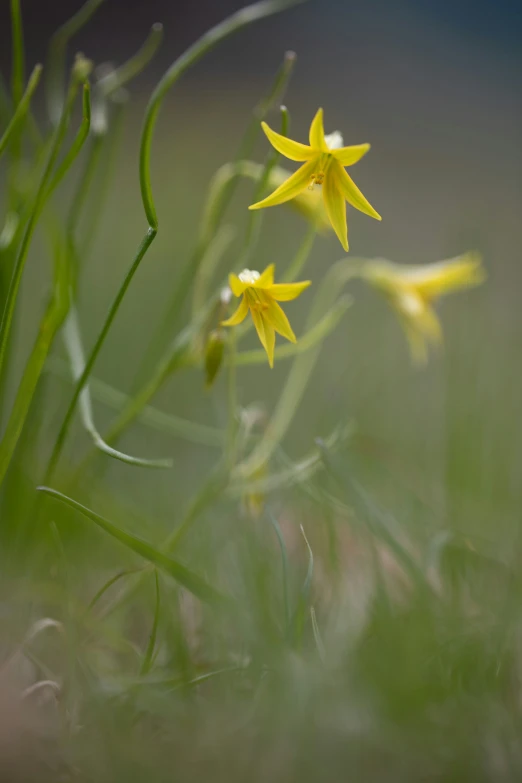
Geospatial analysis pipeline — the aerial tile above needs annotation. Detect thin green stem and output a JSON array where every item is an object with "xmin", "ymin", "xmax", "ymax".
[
  {"xmin": 0, "ymin": 64, "xmax": 42, "ymax": 160},
  {"xmin": 46, "ymin": 357, "xmax": 224, "ymax": 446},
  {"xmin": 97, "ymin": 23, "xmax": 164, "ymax": 98},
  {"xmin": 46, "ymin": 81, "xmax": 92, "ymax": 199},
  {"xmin": 235, "ymin": 259, "xmax": 365, "ymax": 478},
  {"xmin": 43, "ymin": 227, "xmax": 156, "ymax": 484},
  {"xmin": 237, "ymin": 104, "xmax": 290, "ymax": 269},
  {"xmin": 42, "ymin": 0, "xmax": 306, "ymax": 483},
  {"xmin": 80, "ymin": 99, "xmax": 127, "ymax": 261},
  {"xmin": 0, "ymin": 287, "xmax": 68, "ymax": 486},
  {"xmin": 0, "ymin": 79, "xmax": 86, "ymax": 385},
  {"xmin": 10, "ymin": 0, "xmax": 25, "ymax": 107},
  {"xmin": 133, "ymin": 44, "xmax": 299, "ymax": 388},
  {"xmin": 226, "ymin": 327, "xmax": 238, "ymax": 467},
  {"xmin": 68, "ymin": 135, "xmax": 103, "ymax": 238},
  {"xmin": 282, "ymin": 223, "xmax": 316, "ymax": 282},
  {"xmin": 139, "ymin": 1, "xmax": 303, "ymax": 229},
  {"xmin": 46, "ymin": 0, "xmax": 105, "ymax": 125}
]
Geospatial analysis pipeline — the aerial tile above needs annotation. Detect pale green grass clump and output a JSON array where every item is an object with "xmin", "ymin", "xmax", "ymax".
[{"xmin": 0, "ymin": 1, "xmax": 521, "ymax": 781}]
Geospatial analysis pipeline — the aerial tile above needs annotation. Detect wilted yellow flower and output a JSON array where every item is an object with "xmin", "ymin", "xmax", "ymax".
[
  {"xmin": 249, "ymin": 108, "xmax": 381, "ymax": 251},
  {"xmin": 221, "ymin": 264, "xmax": 311, "ymax": 367},
  {"xmin": 362, "ymin": 253, "xmax": 485, "ymax": 363}
]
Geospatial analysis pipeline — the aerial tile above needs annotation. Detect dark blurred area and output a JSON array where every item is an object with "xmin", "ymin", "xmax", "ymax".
[{"xmin": 1, "ymin": 0, "xmax": 521, "ymax": 523}]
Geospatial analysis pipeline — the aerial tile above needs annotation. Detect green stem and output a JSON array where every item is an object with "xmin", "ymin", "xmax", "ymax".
[
  {"xmin": 0, "ymin": 64, "xmax": 42, "ymax": 160},
  {"xmin": 42, "ymin": 0, "xmax": 306, "ymax": 483},
  {"xmin": 237, "ymin": 104, "xmax": 290, "ymax": 269},
  {"xmin": 138, "ymin": 1, "xmax": 303, "ymax": 229},
  {"xmin": 43, "ymin": 227, "xmax": 156, "ymax": 484},
  {"xmin": 0, "ymin": 288, "xmax": 68, "ymax": 486},
  {"xmin": 46, "ymin": 357, "xmax": 224, "ymax": 446},
  {"xmin": 80, "ymin": 99, "xmax": 127, "ymax": 261},
  {"xmin": 98, "ymin": 23, "xmax": 164, "ymax": 98},
  {"xmin": 46, "ymin": 0, "xmax": 105, "ymax": 125},
  {"xmin": 45, "ymin": 82, "xmax": 92, "ymax": 199},
  {"xmin": 0, "ymin": 79, "xmax": 85, "ymax": 384},
  {"xmin": 226, "ymin": 327, "xmax": 238, "ymax": 467},
  {"xmin": 133, "ymin": 45, "xmax": 298, "ymax": 388},
  {"xmin": 282, "ymin": 223, "xmax": 316, "ymax": 282},
  {"xmin": 10, "ymin": 0, "xmax": 25, "ymax": 107},
  {"xmin": 235, "ymin": 259, "xmax": 364, "ymax": 478}
]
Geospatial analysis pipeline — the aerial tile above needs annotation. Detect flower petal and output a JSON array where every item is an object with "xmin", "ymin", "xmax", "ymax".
[
  {"xmin": 229, "ymin": 273, "xmax": 247, "ymax": 297},
  {"xmin": 333, "ymin": 143, "xmax": 371, "ymax": 167},
  {"xmin": 334, "ymin": 161, "xmax": 381, "ymax": 220},
  {"xmin": 323, "ymin": 170, "xmax": 349, "ymax": 252},
  {"xmin": 251, "ymin": 308, "xmax": 275, "ymax": 367},
  {"xmin": 265, "ymin": 299, "xmax": 296, "ymax": 343},
  {"xmin": 400, "ymin": 254, "xmax": 486, "ymax": 300},
  {"xmin": 221, "ymin": 295, "xmax": 249, "ymax": 326},
  {"xmin": 261, "ymin": 122, "xmax": 314, "ymax": 162},
  {"xmin": 309, "ymin": 108, "xmax": 326, "ymax": 150},
  {"xmin": 255, "ymin": 264, "xmax": 275, "ymax": 288},
  {"xmin": 267, "ymin": 281, "xmax": 311, "ymax": 301},
  {"xmin": 249, "ymin": 159, "xmax": 317, "ymax": 211}
]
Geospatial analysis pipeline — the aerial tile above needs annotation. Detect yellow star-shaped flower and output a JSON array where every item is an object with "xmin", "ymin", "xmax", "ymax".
[
  {"xmin": 249, "ymin": 108, "xmax": 381, "ymax": 251},
  {"xmin": 221, "ymin": 264, "xmax": 311, "ymax": 367},
  {"xmin": 363, "ymin": 253, "xmax": 485, "ymax": 363}
]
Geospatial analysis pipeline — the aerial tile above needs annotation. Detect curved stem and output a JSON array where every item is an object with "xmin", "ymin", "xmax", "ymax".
[
  {"xmin": 43, "ymin": 227, "xmax": 156, "ymax": 484},
  {"xmin": 42, "ymin": 0, "xmax": 306, "ymax": 484},
  {"xmin": 46, "ymin": 0, "xmax": 105, "ymax": 125},
  {"xmin": 138, "ymin": 0, "xmax": 304, "ymax": 229}
]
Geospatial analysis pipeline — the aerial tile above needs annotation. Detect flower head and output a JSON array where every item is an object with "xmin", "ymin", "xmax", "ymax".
[
  {"xmin": 221, "ymin": 264, "xmax": 311, "ymax": 367},
  {"xmin": 362, "ymin": 253, "xmax": 485, "ymax": 363},
  {"xmin": 249, "ymin": 108, "xmax": 381, "ymax": 252}
]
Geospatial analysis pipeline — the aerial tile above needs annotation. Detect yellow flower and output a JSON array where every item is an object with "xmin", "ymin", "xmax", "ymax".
[
  {"xmin": 362, "ymin": 253, "xmax": 485, "ymax": 364},
  {"xmin": 221, "ymin": 264, "xmax": 311, "ymax": 367},
  {"xmin": 249, "ymin": 108, "xmax": 381, "ymax": 251}
]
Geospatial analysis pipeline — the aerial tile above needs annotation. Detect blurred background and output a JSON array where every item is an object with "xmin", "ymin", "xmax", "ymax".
[
  {"xmin": 0, "ymin": 2, "xmax": 522, "ymax": 777},
  {"xmin": 0, "ymin": 0, "xmax": 520, "ymax": 535},
  {"xmin": 0, "ymin": 0, "xmax": 520, "ymax": 607}
]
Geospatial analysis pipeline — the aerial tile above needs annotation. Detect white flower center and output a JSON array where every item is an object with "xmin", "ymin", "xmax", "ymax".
[
  {"xmin": 324, "ymin": 130, "xmax": 344, "ymax": 150},
  {"xmin": 238, "ymin": 269, "xmax": 260, "ymax": 285}
]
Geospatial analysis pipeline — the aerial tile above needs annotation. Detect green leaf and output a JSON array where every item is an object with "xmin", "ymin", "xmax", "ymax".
[{"xmin": 37, "ymin": 487, "xmax": 228, "ymax": 608}]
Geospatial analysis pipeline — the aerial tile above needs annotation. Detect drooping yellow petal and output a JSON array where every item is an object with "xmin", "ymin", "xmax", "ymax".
[
  {"xmin": 267, "ymin": 280, "xmax": 311, "ymax": 301},
  {"xmin": 323, "ymin": 169, "xmax": 348, "ymax": 252},
  {"xmin": 249, "ymin": 158, "xmax": 317, "ymax": 211},
  {"xmin": 255, "ymin": 263, "xmax": 275, "ymax": 288},
  {"xmin": 251, "ymin": 307, "xmax": 275, "ymax": 367},
  {"xmin": 309, "ymin": 108, "xmax": 326, "ymax": 151},
  {"xmin": 333, "ymin": 143, "xmax": 371, "ymax": 167},
  {"xmin": 229, "ymin": 273, "xmax": 247, "ymax": 297},
  {"xmin": 261, "ymin": 122, "xmax": 314, "ymax": 162},
  {"xmin": 265, "ymin": 299, "xmax": 296, "ymax": 343},
  {"xmin": 398, "ymin": 254, "xmax": 485, "ymax": 300},
  {"xmin": 221, "ymin": 295, "xmax": 249, "ymax": 326},
  {"xmin": 334, "ymin": 161, "xmax": 381, "ymax": 221},
  {"xmin": 394, "ymin": 291, "xmax": 442, "ymax": 364}
]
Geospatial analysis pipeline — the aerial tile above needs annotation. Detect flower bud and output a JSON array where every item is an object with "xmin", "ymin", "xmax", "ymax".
[{"xmin": 204, "ymin": 329, "xmax": 225, "ymax": 389}]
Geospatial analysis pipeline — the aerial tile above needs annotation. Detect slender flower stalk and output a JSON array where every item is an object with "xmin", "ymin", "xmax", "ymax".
[
  {"xmin": 222, "ymin": 264, "xmax": 310, "ymax": 367},
  {"xmin": 249, "ymin": 108, "xmax": 381, "ymax": 251}
]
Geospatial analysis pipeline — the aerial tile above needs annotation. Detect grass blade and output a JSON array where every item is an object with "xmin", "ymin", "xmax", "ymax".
[
  {"xmin": 0, "ymin": 63, "xmax": 42, "ymax": 160},
  {"xmin": 140, "ymin": 570, "xmax": 161, "ymax": 676},
  {"xmin": 37, "ymin": 486, "xmax": 228, "ymax": 607}
]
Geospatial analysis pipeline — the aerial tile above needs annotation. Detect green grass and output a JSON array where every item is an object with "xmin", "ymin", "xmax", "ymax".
[{"xmin": 0, "ymin": 1, "xmax": 521, "ymax": 781}]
